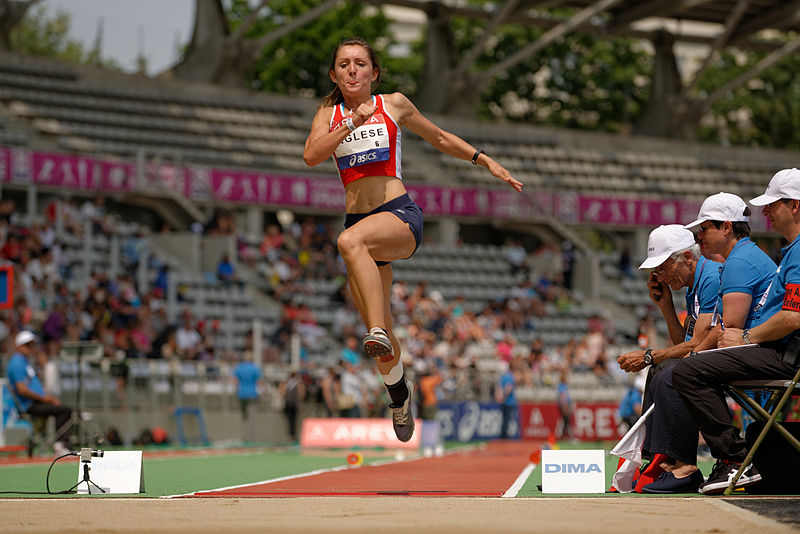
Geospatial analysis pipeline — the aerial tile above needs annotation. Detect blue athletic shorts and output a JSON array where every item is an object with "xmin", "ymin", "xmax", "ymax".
[{"xmin": 343, "ymin": 193, "xmax": 423, "ymax": 266}]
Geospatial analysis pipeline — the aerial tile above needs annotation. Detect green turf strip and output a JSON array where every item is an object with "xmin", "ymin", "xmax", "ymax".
[
  {"xmin": 516, "ymin": 441, "xmax": 717, "ymax": 497},
  {"xmin": 0, "ymin": 449, "xmax": 393, "ymax": 498}
]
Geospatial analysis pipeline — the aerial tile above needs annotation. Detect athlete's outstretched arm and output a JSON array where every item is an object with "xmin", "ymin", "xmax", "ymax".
[{"xmin": 386, "ymin": 93, "xmax": 523, "ymax": 192}]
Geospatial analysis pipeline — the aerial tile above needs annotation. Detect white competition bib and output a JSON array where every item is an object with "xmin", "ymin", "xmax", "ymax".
[{"xmin": 335, "ymin": 115, "xmax": 390, "ymax": 169}]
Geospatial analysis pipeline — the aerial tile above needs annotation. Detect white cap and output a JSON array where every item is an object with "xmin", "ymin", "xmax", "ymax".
[
  {"xmin": 750, "ymin": 168, "xmax": 800, "ymax": 206},
  {"xmin": 15, "ymin": 330, "xmax": 37, "ymax": 347},
  {"xmin": 684, "ymin": 192, "xmax": 749, "ymax": 229},
  {"xmin": 639, "ymin": 224, "xmax": 697, "ymax": 269}
]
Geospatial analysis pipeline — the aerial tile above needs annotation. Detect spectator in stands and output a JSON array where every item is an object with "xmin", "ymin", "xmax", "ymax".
[
  {"xmin": 673, "ymin": 169, "xmax": 800, "ymax": 495},
  {"xmin": 505, "ymin": 239, "xmax": 527, "ymax": 275},
  {"xmin": 6, "ymin": 331, "xmax": 73, "ymax": 455},
  {"xmin": 233, "ymin": 352, "xmax": 262, "ymax": 444},
  {"xmin": 175, "ymin": 309, "xmax": 203, "ymax": 360},
  {"xmin": 216, "ymin": 253, "xmax": 243, "ymax": 290},
  {"xmin": 80, "ymin": 195, "xmax": 112, "ymax": 235},
  {"xmin": 280, "ymin": 371, "xmax": 305, "ymax": 442},
  {"xmin": 319, "ymin": 366, "xmax": 338, "ymax": 417},
  {"xmin": 619, "ymin": 248, "xmax": 635, "ymax": 278},
  {"xmin": 337, "ymin": 360, "xmax": 365, "ymax": 418},
  {"xmin": 556, "ymin": 367, "xmax": 574, "ymax": 440},
  {"xmin": 561, "ymin": 241, "xmax": 575, "ymax": 290},
  {"xmin": 341, "ymin": 335, "xmax": 360, "ymax": 366},
  {"xmin": 418, "ymin": 362, "xmax": 443, "ymax": 421},
  {"xmin": 303, "ymin": 37, "xmax": 522, "ymax": 442}
]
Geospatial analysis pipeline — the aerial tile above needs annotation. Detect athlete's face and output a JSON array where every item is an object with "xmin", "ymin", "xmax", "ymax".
[{"xmin": 330, "ymin": 45, "xmax": 377, "ymax": 96}]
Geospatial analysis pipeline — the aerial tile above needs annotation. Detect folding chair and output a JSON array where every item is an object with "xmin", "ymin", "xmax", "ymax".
[{"xmin": 723, "ymin": 365, "xmax": 800, "ymax": 495}]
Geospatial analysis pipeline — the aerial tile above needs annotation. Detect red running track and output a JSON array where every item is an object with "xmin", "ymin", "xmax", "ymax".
[{"xmin": 194, "ymin": 440, "xmax": 534, "ymax": 497}]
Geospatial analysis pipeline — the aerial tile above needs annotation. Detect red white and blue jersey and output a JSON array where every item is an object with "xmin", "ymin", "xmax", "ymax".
[{"xmin": 329, "ymin": 94, "xmax": 402, "ymax": 186}]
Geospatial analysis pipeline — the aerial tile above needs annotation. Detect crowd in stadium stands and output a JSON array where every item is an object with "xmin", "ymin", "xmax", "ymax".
[{"xmin": 0, "ymin": 197, "xmax": 622, "ymax": 418}]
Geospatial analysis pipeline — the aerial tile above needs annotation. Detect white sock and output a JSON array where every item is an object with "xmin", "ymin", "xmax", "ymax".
[{"xmin": 382, "ymin": 360, "xmax": 403, "ymax": 385}]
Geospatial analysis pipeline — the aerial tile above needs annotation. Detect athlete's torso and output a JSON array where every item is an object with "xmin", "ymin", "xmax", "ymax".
[{"xmin": 330, "ymin": 94, "xmax": 402, "ymax": 186}]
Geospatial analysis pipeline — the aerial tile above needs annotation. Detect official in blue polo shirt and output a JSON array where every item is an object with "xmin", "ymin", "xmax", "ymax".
[
  {"xmin": 686, "ymin": 192, "xmax": 777, "ymax": 337},
  {"xmin": 7, "ymin": 330, "xmax": 73, "ymax": 453},
  {"xmin": 617, "ymin": 225, "xmax": 722, "ymax": 493},
  {"xmin": 673, "ymin": 168, "xmax": 800, "ymax": 495}
]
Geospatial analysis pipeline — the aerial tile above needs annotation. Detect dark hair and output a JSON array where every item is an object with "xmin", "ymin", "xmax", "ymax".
[
  {"xmin": 319, "ymin": 37, "xmax": 382, "ymax": 108},
  {"xmin": 709, "ymin": 207, "xmax": 752, "ymax": 239}
]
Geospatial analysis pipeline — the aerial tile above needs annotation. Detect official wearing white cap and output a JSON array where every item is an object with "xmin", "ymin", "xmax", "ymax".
[
  {"xmin": 619, "ymin": 223, "xmax": 722, "ymax": 494},
  {"xmin": 620, "ymin": 225, "xmax": 721, "ymax": 372},
  {"xmin": 6, "ymin": 330, "xmax": 74, "ymax": 454},
  {"xmin": 638, "ymin": 224, "xmax": 698, "ymax": 270},
  {"xmin": 750, "ymin": 168, "xmax": 800, "ymax": 206}
]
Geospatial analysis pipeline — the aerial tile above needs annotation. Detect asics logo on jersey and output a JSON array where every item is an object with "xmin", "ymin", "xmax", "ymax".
[{"xmin": 349, "ymin": 152, "xmax": 378, "ymax": 167}]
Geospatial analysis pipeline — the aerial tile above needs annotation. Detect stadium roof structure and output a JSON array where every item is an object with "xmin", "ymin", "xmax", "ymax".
[{"xmin": 363, "ymin": 0, "xmax": 800, "ymax": 137}]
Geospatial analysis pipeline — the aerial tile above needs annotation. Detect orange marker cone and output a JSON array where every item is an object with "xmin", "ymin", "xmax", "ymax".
[{"xmin": 346, "ymin": 452, "xmax": 364, "ymax": 467}]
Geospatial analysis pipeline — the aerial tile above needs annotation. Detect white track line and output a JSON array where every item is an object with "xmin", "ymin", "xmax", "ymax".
[
  {"xmin": 502, "ymin": 463, "xmax": 536, "ymax": 498},
  {"xmin": 161, "ymin": 464, "xmax": 355, "ymax": 498}
]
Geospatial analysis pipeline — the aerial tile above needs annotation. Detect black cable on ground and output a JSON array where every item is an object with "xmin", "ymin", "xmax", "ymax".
[{"xmin": 0, "ymin": 451, "xmax": 78, "ymax": 495}]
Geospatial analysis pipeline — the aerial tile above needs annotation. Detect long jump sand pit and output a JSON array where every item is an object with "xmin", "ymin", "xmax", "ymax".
[{"xmin": 1, "ymin": 497, "xmax": 797, "ymax": 534}]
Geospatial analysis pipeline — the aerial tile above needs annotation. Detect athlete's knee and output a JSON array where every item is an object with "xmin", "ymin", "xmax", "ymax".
[{"xmin": 337, "ymin": 230, "xmax": 362, "ymax": 258}]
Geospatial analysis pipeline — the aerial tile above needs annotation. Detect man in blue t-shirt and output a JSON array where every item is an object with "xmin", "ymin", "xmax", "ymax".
[
  {"xmin": 497, "ymin": 361, "xmax": 517, "ymax": 439},
  {"xmin": 233, "ymin": 353, "xmax": 261, "ymax": 443},
  {"xmin": 6, "ymin": 331, "xmax": 73, "ymax": 452},
  {"xmin": 673, "ymin": 168, "xmax": 800, "ymax": 495}
]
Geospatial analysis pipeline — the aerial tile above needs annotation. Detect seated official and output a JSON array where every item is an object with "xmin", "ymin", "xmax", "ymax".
[{"xmin": 7, "ymin": 331, "xmax": 74, "ymax": 454}]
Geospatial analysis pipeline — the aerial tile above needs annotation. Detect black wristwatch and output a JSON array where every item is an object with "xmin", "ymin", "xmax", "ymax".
[{"xmin": 643, "ymin": 348, "xmax": 654, "ymax": 366}]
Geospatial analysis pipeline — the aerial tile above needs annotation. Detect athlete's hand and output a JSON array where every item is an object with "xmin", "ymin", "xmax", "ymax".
[
  {"xmin": 487, "ymin": 160, "xmax": 523, "ymax": 192},
  {"xmin": 353, "ymin": 103, "xmax": 377, "ymax": 127}
]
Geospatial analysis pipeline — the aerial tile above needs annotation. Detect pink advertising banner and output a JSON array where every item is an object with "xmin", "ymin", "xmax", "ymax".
[
  {"xmin": 2, "ymin": 146, "xmax": 773, "ymax": 230},
  {"xmin": 29, "ymin": 151, "xmax": 135, "ymax": 192}
]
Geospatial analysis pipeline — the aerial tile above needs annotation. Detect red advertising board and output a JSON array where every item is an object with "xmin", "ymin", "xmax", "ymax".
[
  {"xmin": 518, "ymin": 402, "xmax": 622, "ymax": 442},
  {"xmin": 300, "ymin": 418, "xmax": 421, "ymax": 450},
  {"xmin": 0, "ymin": 265, "xmax": 12, "ymax": 309}
]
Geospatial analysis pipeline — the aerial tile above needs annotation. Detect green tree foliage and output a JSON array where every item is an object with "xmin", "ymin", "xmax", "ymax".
[
  {"xmin": 696, "ymin": 49, "xmax": 800, "ymax": 149},
  {"xmin": 449, "ymin": 11, "xmax": 652, "ymax": 133},
  {"xmin": 9, "ymin": 6, "xmax": 117, "ymax": 67},
  {"xmin": 228, "ymin": 0, "xmax": 422, "ymax": 99}
]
